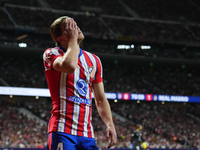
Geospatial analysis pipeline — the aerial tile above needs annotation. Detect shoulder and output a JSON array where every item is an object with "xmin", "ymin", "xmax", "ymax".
[
  {"xmin": 44, "ymin": 48, "xmax": 52, "ymax": 54},
  {"xmin": 82, "ymin": 50, "xmax": 100, "ymax": 60},
  {"xmin": 134, "ymin": 131, "xmax": 138, "ymax": 134},
  {"xmin": 44, "ymin": 47, "xmax": 58, "ymax": 52},
  {"xmin": 43, "ymin": 47, "xmax": 63, "ymax": 57},
  {"xmin": 45, "ymin": 47, "xmax": 63, "ymax": 53},
  {"xmin": 43, "ymin": 48, "xmax": 52, "ymax": 60}
]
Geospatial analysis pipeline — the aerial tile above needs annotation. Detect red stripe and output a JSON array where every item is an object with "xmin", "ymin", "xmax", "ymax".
[
  {"xmin": 77, "ymin": 104, "xmax": 86, "ymax": 136},
  {"xmin": 82, "ymin": 51, "xmax": 95, "ymax": 137},
  {"xmin": 44, "ymin": 61, "xmax": 49, "ymax": 68},
  {"xmin": 92, "ymin": 54, "xmax": 103, "ymax": 84},
  {"xmin": 89, "ymin": 83, "xmax": 92, "ymax": 100},
  {"xmin": 82, "ymin": 51, "xmax": 93, "ymax": 100},
  {"xmin": 77, "ymin": 59, "xmax": 87, "ymax": 136},
  {"xmin": 65, "ymin": 73, "xmax": 75, "ymax": 134},
  {"xmin": 48, "ymin": 132, "xmax": 52, "ymax": 150},
  {"xmin": 44, "ymin": 48, "xmax": 61, "ymax": 133},
  {"xmin": 87, "ymin": 106, "xmax": 92, "ymax": 138},
  {"xmin": 58, "ymin": 49, "xmax": 64, "ymax": 55}
]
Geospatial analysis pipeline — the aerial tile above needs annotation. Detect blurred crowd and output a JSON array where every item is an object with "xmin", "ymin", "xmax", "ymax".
[
  {"xmin": 110, "ymin": 101, "xmax": 200, "ymax": 149},
  {"xmin": 0, "ymin": 1, "xmax": 200, "ymax": 49},
  {"xmin": 0, "ymin": 99, "xmax": 47, "ymax": 148},
  {"xmin": 46, "ymin": 0, "xmax": 131, "ymax": 17},
  {"xmin": 2, "ymin": 0, "xmax": 200, "ymax": 23},
  {"xmin": 103, "ymin": 64, "xmax": 200, "ymax": 96},
  {"xmin": 1, "ymin": 56, "xmax": 200, "ymax": 97},
  {"xmin": 4, "ymin": 0, "xmax": 40, "ymax": 7},
  {"xmin": 0, "ymin": 98, "xmax": 200, "ymax": 149},
  {"xmin": 0, "ymin": 0, "xmax": 200, "ymax": 62},
  {"xmin": 123, "ymin": 0, "xmax": 200, "ymax": 23},
  {"xmin": 0, "ymin": 57, "xmax": 46, "ymax": 88},
  {"xmin": 1, "ymin": 28, "xmax": 200, "ymax": 61},
  {"xmin": 1, "ymin": 0, "xmax": 200, "ymax": 149},
  {"xmin": 83, "ymin": 39, "xmax": 200, "ymax": 61}
]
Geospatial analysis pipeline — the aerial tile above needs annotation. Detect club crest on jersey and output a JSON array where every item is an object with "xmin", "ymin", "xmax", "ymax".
[{"xmin": 88, "ymin": 67, "xmax": 95, "ymax": 79}]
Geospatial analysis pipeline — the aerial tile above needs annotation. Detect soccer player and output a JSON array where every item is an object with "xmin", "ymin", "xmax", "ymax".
[
  {"xmin": 43, "ymin": 16, "xmax": 117, "ymax": 150},
  {"xmin": 131, "ymin": 124, "xmax": 145, "ymax": 150}
]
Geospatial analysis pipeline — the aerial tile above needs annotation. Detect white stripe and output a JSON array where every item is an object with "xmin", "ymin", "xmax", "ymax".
[
  {"xmin": 84, "ymin": 52, "xmax": 99, "ymax": 138},
  {"xmin": 71, "ymin": 102, "xmax": 80, "ymax": 136},
  {"xmin": 96, "ymin": 56, "xmax": 103, "ymax": 78},
  {"xmin": 73, "ymin": 67, "xmax": 80, "ymax": 97},
  {"xmin": 83, "ymin": 105, "xmax": 90, "ymax": 137},
  {"xmin": 79, "ymin": 55, "xmax": 88, "ymax": 72},
  {"xmin": 58, "ymin": 72, "xmax": 67, "ymax": 132},
  {"xmin": 85, "ymin": 52, "xmax": 97, "ymax": 80},
  {"xmin": 51, "ymin": 48, "xmax": 60, "ymax": 56},
  {"xmin": 80, "ymin": 55, "xmax": 90, "ymax": 99},
  {"xmin": 90, "ymin": 122, "xmax": 94, "ymax": 138},
  {"xmin": 71, "ymin": 68, "xmax": 80, "ymax": 135},
  {"xmin": 85, "ymin": 52, "xmax": 97, "ymax": 70},
  {"xmin": 90, "ymin": 106, "xmax": 94, "ymax": 138}
]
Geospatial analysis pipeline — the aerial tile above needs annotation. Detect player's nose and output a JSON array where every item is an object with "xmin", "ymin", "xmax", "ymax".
[{"xmin": 77, "ymin": 27, "xmax": 81, "ymax": 31}]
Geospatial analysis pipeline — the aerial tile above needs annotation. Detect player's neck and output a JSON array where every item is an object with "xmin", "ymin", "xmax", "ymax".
[{"xmin": 60, "ymin": 44, "xmax": 80, "ymax": 55}]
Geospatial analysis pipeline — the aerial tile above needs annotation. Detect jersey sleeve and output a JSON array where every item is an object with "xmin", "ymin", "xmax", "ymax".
[
  {"xmin": 43, "ymin": 48, "xmax": 62, "ymax": 71},
  {"xmin": 92, "ymin": 55, "xmax": 103, "ymax": 84}
]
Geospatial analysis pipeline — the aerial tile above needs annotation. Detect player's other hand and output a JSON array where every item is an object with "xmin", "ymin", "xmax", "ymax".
[
  {"xmin": 105, "ymin": 126, "xmax": 117, "ymax": 149},
  {"xmin": 61, "ymin": 18, "xmax": 78, "ymax": 41}
]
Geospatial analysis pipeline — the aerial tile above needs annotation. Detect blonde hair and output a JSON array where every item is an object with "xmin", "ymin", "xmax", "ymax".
[
  {"xmin": 136, "ymin": 124, "xmax": 142, "ymax": 130},
  {"xmin": 50, "ymin": 16, "xmax": 69, "ymax": 47}
]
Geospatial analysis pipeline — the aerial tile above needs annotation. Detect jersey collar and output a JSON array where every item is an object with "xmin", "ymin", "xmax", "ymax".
[
  {"xmin": 59, "ymin": 47, "xmax": 83, "ymax": 58},
  {"xmin": 79, "ymin": 48, "xmax": 83, "ymax": 57}
]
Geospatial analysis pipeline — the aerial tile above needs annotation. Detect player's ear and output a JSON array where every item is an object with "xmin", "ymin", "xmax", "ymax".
[{"xmin": 56, "ymin": 36, "xmax": 63, "ymax": 43}]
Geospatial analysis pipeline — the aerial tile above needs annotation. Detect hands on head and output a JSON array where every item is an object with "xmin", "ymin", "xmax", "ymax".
[{"xmin": 61, "ymin": 18, "xmax": 79, "ymax": 41}]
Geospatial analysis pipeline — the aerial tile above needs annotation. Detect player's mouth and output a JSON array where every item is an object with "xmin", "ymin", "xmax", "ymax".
[{"xmin": 78, "ymin": 32, "xmax": 82, "ymax": 34}]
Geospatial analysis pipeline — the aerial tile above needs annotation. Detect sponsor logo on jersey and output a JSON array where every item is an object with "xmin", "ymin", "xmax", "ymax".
[{"xmin": 76, "ymin": 79, "xmax": 88, "ymax": 97}]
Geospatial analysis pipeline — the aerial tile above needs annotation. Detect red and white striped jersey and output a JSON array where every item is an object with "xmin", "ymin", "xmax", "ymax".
[{"xmin": 43, "ymin": 47, "xmax": 103, "ymax": 138}]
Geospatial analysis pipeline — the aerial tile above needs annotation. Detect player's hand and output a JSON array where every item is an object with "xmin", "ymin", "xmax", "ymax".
[
  {"xmin": 105, "ymin": 126, "xmax": 117, "ymax": 149},
  {"xmin": 62, "ymin": 18, "xmax": 78, "ymax": 40}
]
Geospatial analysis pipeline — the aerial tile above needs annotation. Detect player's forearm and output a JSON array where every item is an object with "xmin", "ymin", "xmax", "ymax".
[
  {"xmin": 96, "ymin": 98, "xmax": 115, "ymax": 128},
  {"xmin": 61, "ymin": 39, "xmax": 79, "ymax": 72}
]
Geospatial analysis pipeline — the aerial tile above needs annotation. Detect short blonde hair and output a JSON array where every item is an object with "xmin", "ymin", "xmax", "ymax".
[
  {"xmin": 50, "ymin": 16, "xmax": 69, "ymax": 47},
  {"xmin": 136, "ymin": 124, "xmax": 142, "ymax": 130}
]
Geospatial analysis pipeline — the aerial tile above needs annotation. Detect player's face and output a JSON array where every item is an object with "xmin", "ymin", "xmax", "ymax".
[
  {"xmin": 139, "ymin": 126, "xmax": 143, "ymax": 131},
  {"xmin": 77, "ymin": 26, "xmax": 84, "ymax": 44},
  {"xmin": 62, "ymin": 17, "xmax": 84, "ymax": 44}
]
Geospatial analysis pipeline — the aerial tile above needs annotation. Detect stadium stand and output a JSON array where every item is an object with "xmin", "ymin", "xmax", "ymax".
[
  {"xmin": 110, "ymin": 100, "xmax": 200, "ymax": 149},
  {"xmin": 0, "ymin": 56, "xmax": 46, "ymax": 88},
  {"xmin": 0, "ymin": 99, "xmax": 47, "ymax": 148},
  {"xmin": 0, "ymin": 5, "xmax": 199, "ymax": 46},
  {"xmin": 46, "ymin": 0, "xmax": 131, "ymax": 17},
  {"xmin": 5, "ymin": 0, "xmax": 41, "ymax": 7},
  {"xmin": 0, "ymin": 55, "xmax": 200, "ymax": 96},
  {"xmin": 102, "ymin": 17, "xmax": 200, "ymax": 44},
  {"xmin": 0, "ymin": 97, "xmax": 200, "ymax": 149},
  {"xmin": 122, "ymin": 0, "xmax": 200, "ymax": 23},
  {"xmin": 0, "ymin": 7, "xmax": 14, "ymax": 29},
  {"xmin": 1, "ymin": 0, "xmax": 200, "ymax": 149}
]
